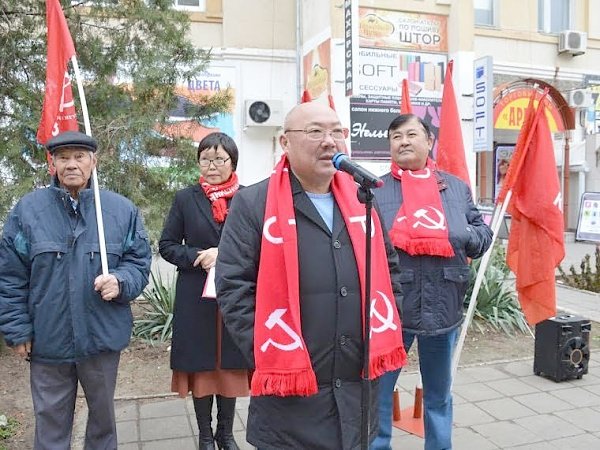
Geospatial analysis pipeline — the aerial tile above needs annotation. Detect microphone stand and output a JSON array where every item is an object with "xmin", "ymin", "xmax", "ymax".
[{"xmin": 357, "ymin": 184, "xmax": 374, "ymax": 450}]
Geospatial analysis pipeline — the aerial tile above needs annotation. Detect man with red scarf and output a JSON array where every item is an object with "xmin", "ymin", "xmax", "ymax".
[
  {"xmin": 216, "ymin": 102, "xmax": 406, "ymax": 449},
  {"xmin": 371, "ymin": 114, "xmax": 492, "ymax": 450}
]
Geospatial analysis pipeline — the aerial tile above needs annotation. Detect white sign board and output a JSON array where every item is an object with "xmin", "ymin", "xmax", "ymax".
[
  {"xmin": 473, "ymin": 56, "xmax": 493, "ymax": 152},
  {"xmin": 576, "ymin": 192, "xmax": 600, "ymax": 242}
]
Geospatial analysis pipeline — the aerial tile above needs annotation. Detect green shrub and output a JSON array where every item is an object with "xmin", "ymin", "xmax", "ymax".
[
  {"xmin": 464, "ymin": 245, "xmax": 529, "ymax": 335},
  {"xmin": 133, "ymin": 270, "xmax": 176, "ymax": 343},
  {"xmin": 558, "ymin": 246, "xmax": 600, "ymax": 292},
  {"xmin": 0, "ymin": 414, "xmax": 19, "ymax": 442}
]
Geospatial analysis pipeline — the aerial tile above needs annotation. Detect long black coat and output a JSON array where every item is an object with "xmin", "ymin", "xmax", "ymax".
[
  {"xmin": 216, "ymin": 175, "xmax": 404, "ymax": 450},
  {"xmin": 159, "ymin": 185, "xmax": 246, "ymax": 373}
]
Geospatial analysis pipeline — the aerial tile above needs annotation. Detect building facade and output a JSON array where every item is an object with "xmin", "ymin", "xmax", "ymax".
[{"xmin": 181, "ymin": 0, "xmax": 600, "ymax": 229}]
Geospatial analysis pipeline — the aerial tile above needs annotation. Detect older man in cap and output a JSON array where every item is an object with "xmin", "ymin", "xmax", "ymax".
[{"xmin": 0, "ymin": 131, "xmax": 152, "ymax": 449}]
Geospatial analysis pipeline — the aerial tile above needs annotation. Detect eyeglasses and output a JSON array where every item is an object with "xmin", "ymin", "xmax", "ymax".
[
  {"xmin": 285, "ymin": 128, "xmax": 348, "ymax": 141},
  {"xmin": 199, "ymin": 157, "xmax": 231, "ymax": 167}
]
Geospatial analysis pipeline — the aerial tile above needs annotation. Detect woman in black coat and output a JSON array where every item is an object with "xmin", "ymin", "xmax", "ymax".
[{"xmin": 159, "ymin": 132, "xmax": 248, "ymax": 450}]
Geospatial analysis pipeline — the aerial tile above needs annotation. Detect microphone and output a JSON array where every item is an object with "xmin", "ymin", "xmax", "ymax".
[{"xmin": 332, "ymin": 153, "xmax": 384, "ymax": 189}]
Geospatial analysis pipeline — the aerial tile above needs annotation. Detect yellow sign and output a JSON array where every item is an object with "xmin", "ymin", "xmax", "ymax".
[{"xmin": 494, "ymin": 88, "xmax": 564, "ymax": 132}]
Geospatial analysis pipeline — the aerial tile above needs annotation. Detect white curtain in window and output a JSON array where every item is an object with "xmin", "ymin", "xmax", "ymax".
[{"xmin": 539, "ymin": 0, "xmax": 571, "ymax": 33}]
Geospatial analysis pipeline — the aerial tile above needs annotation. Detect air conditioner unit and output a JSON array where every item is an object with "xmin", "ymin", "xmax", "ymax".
[
  {"xmin": 558, "ymin": 30, "xmax": 587, "ymax": 56},
  {"xmin": 244, "ymin": 99, "xmax": 283, "ymax": 127},
  {"xmin": 567, "ymin": 89, "xmax": 593, "ymax": 108}
]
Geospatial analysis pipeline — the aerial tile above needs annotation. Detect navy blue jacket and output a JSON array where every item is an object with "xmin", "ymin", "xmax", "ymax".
[
  {"xmin": 0, "ymin": 184, "xmax": 152, "ymax": 363},
  {"xmin": 374, "ymin": 171, "xmax": 492, "ymax": 334}
]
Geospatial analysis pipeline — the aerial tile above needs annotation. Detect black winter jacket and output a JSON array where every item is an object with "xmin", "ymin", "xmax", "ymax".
[
  {"xmin": 216, "ymin": 174, "xmax": 403, "ymax": 450},
  {"xmin": 374, "ymin": 171, "xmax": 492, "ymax": 334}
]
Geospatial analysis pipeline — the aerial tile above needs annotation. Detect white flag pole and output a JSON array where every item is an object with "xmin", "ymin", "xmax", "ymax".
[
  {"xmin": 450, "ymin": 191, "xmax": 513, "ymax": 388},
  {"xmin": 70, "ymin": 55, "xmax": 109, "ymax": 276}
]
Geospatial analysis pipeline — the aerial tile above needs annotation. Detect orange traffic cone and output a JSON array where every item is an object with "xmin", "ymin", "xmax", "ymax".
[
  {"xmin": 392, "ymin": 388, "xmax": 401, "ymax": 421},
  {"xmin": 392, "ymin": 374, "xmax": 425, "ymax": 438}
]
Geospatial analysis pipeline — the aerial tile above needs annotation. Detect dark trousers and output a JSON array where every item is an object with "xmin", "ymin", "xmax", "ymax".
[{"xmin": 30, "ymin": 351, "xmax": 121, "ymax": 450}]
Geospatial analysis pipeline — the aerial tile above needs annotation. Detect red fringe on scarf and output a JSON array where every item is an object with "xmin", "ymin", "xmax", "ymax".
[
  {"xmin": 251, "ymin": 369, "xmax": 318, "ymax": 397},
  {"xmin": 390, "ymin": 234, "xmax": 455, "ymax": 258},
  {"xmin": 369, "ymin": 346, "xmax": 409, "ymax": 379}
]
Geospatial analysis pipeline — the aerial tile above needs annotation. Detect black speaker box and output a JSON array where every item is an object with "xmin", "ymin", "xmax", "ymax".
[{"xmin": 534, "ymin": 314, "xmax": 591, "ymax": 382}]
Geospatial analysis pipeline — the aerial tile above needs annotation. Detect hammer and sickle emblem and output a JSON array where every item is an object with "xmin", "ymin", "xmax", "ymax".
[
  {"xmin": 412, "ymin": 207, "xmax": 446, "ymax": 230},
  {"xmin": 263, "ymin": 216, "xmax": 296, "ymax": 245},
  {"xmin": 260, "ymin": 308, "xmax": 304, "ymax": 353},
  {"xmin": 553, "ymin": 192, "xmax": 563, "ymax": 212},
  {"xmin": 370, "ymin": 291, "xmax": 397, "ymax": 336},
  {"xmin": 349, "ymin": 215, "xmax": 376, "ymax": 238}
]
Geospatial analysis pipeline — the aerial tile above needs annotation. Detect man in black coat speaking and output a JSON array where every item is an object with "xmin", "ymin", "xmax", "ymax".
[{"xmin": 216, "ymin": 102, "xmax": 406, "ymax": 449}]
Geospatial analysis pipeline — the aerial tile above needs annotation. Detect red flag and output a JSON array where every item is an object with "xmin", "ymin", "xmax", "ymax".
[
  {"xmin": 436, "ymin": 60, "xmax": 470, "ymax": 187},
  {"xmin": 496, "ymin": 91, "xmax": 538, "ymax": 204},
  {"xmin": 400, "ymin": 79, "xmax": 412, "ymax": 114},
  {"xmin": 37, "ymin": 0, "xmax": 78, "ymax": 153},
  {"xmin": 506, "ymin": 97, "xmax": 565, "ymax": 325},
  {"xmin": 301, "ymin": 89, "xmax": 312, "ymax": 103},
  {"xmin": 328, "ymin": 94, "xmax": 336, "ymax": 111}
]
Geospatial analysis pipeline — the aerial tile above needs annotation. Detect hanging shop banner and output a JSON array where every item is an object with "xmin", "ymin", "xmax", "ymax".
[
  {"xmin": 358, "ymin": 8, "xmax": 448, "ymax": 53},
  {"xmin": 494, "ymin": 87, "xmax": 565, "ymax": 132},
  {"xmin": 303, "ymin": 37, "xmax": 333, "ymax": 102},
  {"xmin": 575, "ymin": 192, "xmax": 600, "ymax": 242}
]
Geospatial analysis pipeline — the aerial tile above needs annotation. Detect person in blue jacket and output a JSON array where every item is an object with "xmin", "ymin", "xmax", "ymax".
[
  {"xmin": 0, "ymin": 131, "xmax": 152, "ymax": 450},
  {"xmin": 371, "ymin": 114, "xmax": 492, "ymax": 450}
]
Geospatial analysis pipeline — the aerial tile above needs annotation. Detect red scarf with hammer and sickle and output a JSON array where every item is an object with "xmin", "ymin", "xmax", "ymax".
[
  {"xmin": 252, "ymin": 155, "xmax": 406, "ymax": 397},
  {"xmin": 389, "ymin": 158, "xmax": 455, "ymax": 257}
]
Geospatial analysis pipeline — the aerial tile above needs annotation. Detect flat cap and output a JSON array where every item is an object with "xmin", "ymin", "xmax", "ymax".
[{"xmin": 46, "ymin": 131, "xmax": 97, "ymax": 154}]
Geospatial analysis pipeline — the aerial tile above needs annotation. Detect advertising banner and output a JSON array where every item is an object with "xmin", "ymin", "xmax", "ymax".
[
  {"xmin": 163, "ymin": 66, "xmax": 236, "ymax": 142},
  {"xmin": 358, "ymin": 8, "xmax": 448, "ymax": 53},
  {"xmin": 347, "ymin": 7, "xmax": 448, "ymax": 160},
  {"xmin": 350, "ymin": 96, "xmax": 442, "ymax": 160},
  {"xmin": 356, "ymin": 47, "xmax": 446, "ymax": 99},
  {"xmin": 303, "ymin": 38, "xmax": 333, "ymax": 102},
  {"xmin": 350, "ymin": 46, "xmax": 446, "ymax": 160},
  {"xmin": 494, "ymin": 145, "xmax": 514, "ymax": 201}
]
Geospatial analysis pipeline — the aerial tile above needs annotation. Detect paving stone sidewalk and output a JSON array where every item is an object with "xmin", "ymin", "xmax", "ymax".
[
  {"xmin": 72, "ymin": 356, "xmax": 600, "ymax": 450},
  {"xmin": 71, "ymin": 240, "xmax": 600, "ymax": 449}
]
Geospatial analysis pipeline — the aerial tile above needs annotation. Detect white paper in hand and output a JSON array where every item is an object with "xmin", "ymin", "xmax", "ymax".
[{"xmin": 202, "ymin": 266, "xmax": 217, "ymax": 299}]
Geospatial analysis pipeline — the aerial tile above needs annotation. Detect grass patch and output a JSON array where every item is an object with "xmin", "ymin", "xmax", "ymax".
[{"xmin": 0, "ymin": 414, "xmax": 19, "ymax": 443}]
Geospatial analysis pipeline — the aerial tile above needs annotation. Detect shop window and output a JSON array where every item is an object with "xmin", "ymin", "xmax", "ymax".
[
  {"xmin": 538, "ymin": 0, "xmax": 572, "ymax": 34},
  {"xmin": 474, "ymin": 0, "xmax": 498, "ymax": 27}
]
